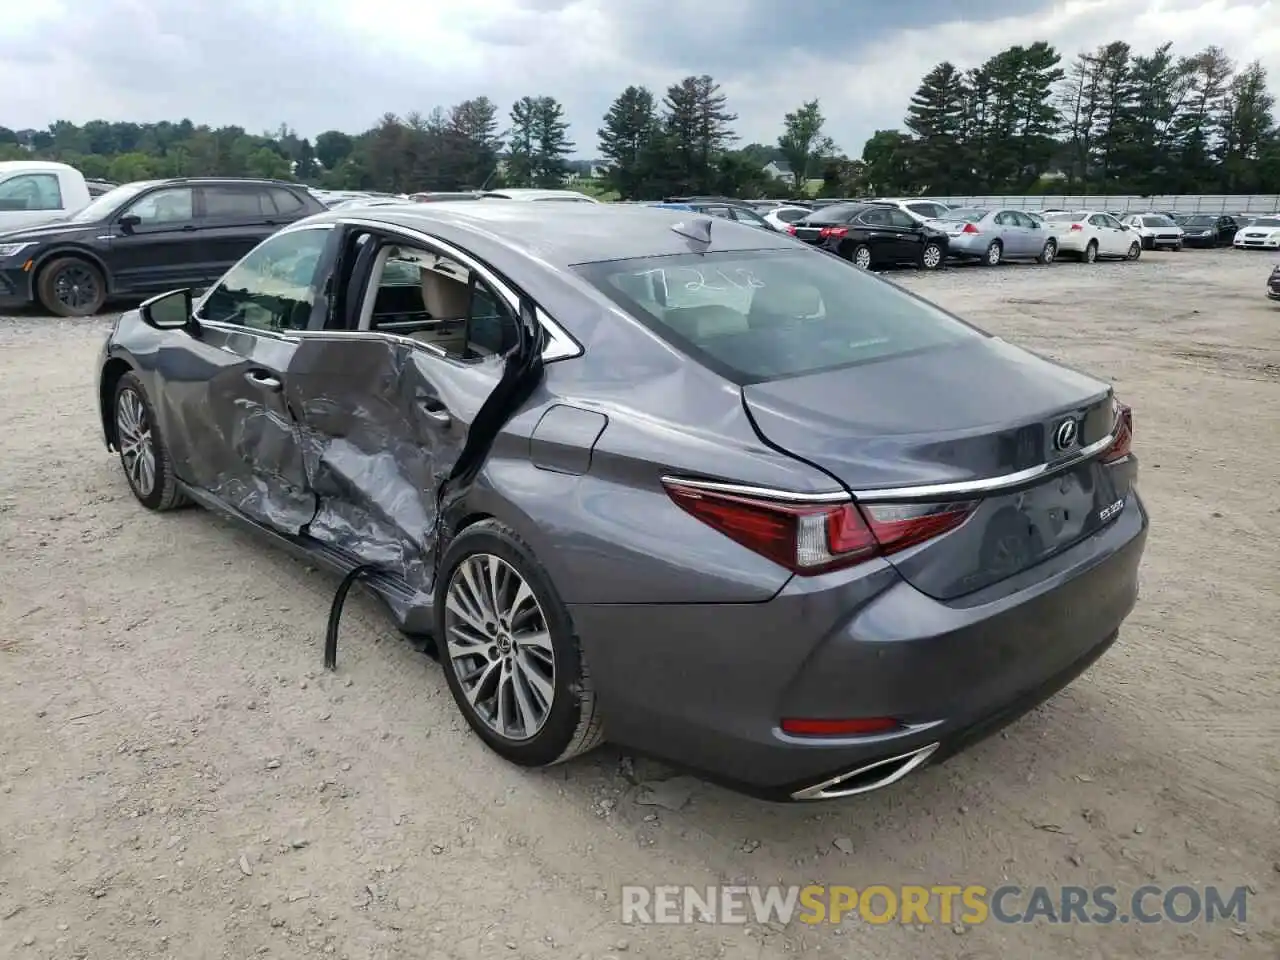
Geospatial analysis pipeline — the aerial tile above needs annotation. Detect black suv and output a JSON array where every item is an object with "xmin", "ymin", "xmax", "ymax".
[{"xmin": 0, "ymin": 177, "xmax": 325, "ymax": 317}]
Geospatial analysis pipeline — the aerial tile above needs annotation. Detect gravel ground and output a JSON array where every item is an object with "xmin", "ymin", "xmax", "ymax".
[{"xmin": 1, "ymin": 249, "xmax": 1277, "ymax": 960}]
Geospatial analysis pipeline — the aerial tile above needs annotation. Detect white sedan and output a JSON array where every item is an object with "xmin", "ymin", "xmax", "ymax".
[
  {"xmin": 1041, "ymin": 210, "xmax": 1143, "ymax": 262},
  {"xmin": 763, "ymin": 205, "xmax": 816, "ymax": 231},
  {"xmin": 1233, "ymin": 216, "xmax": 1280, "ymax": 250}
]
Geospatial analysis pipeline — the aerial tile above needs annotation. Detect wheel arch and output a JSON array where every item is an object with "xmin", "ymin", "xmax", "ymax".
[
  {"xmin": 99, "ymin": 356, "xmax": 136, "ymax": 450},
  {"xmin": 31, "ymin": 245, "xmax": 114, "ymax": 300}
]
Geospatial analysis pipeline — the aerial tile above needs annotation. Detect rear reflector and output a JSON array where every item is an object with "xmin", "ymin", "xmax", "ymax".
[
  {"xmin": 662, "ymin": 481, "xmax": 977, "ymax": 576},
  {"xmin": 1102, "ymin": 402, "xmax": 1133, "ymax": 462},
  {"xmin": 781, "ymin": 717, "xmax": 901, "ymax": 737}
]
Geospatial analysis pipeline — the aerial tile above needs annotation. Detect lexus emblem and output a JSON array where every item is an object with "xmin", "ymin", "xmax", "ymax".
[{"xmin": 1053, "ymin": 418, "xmax": 1078, "ymax": 451}]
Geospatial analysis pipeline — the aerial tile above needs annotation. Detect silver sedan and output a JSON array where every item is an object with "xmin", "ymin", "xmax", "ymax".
[{"xmin": 936, "ymin": 208, "xmax": 1060, "ymax": 265}]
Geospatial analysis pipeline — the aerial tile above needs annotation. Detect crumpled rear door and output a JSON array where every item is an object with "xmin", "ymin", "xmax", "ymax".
[{"xmin": 284, "ymin": 336, "xmax": 504, "ymax": 598}]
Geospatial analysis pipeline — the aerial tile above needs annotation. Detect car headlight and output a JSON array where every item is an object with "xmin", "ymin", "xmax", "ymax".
[{"xmin": 0, "ymin": 242, "xmax": 34, "ymax": 259}]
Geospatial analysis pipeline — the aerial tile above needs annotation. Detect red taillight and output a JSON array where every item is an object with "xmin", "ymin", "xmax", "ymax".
[
  {"xmin": 781, "ymin": 717, "xmax": 902, "ymax": 737},
  {"xmin": 787, "ymin": 224, "xmax": 797, "ymax": 235},
  {"xmin": 1102, "ymin": 402, "xmax": 1133, "ymax": 462},
  {"xmin": 662, "ymin": 481, "xmax": 976, "ymax": 575},
  {"xmin": 1069, "ymin": 223, "xmax": 1084, "ymax": 232},
  {"xmin": 962, "ymin": 222, "xmax": 980, "ymax": 234},
  {"xmin": 819, "ymin": 226, "xmax": 848, "ymax": 239}
]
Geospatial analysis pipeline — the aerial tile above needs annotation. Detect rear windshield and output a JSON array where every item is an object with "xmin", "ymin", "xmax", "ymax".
[
  {"xmin": 1044, "ymin": 212, "xmax": 1084, "ymax": 222},
  {"xmin": 943, "ymin": 208, "xmax": 987, "ymax": 221},
  {"xmin": 1183, "ymin": 216, "xmax": 1214, "ymax": 225},
  {"xmin": 801, "ymin": 203, "xmax": 865, "ymax": 223},
  {"xmin": 1251, "ymin": 217, "xmax": 1280, "ymax": 227},
  {"xmin": 574, "ymin": 249, "xmax": 985, "ymax": 384}
]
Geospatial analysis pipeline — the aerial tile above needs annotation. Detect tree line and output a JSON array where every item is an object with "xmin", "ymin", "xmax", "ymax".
[
  {"xmin": 873, "ymin": 41, "xmax": 1279, "ymax": 196},
  {"xmin": 1, "ymin": 40, "xmax": 1275, "ymax": 201}
]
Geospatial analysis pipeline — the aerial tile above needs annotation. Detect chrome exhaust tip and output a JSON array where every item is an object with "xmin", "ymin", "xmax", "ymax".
[{"xmin": 790, "ymin": 742, "xmax": 940, "ymax": 801}]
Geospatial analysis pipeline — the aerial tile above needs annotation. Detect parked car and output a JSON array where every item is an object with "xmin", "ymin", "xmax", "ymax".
[
  {"xmin": 94, "ymin": 201, "xmax": 1145, "ymax": 800},
  {"xmin": 1120, "ymin": 214, "xmax": 1185, "ymax": 250},
  {"xmin": 1173, "ymin": 214, "xmax": 1237, "ymax": 247},
  {"xmin": 0, "ymin": 160, "xmax": 94, "ymax": 231},
  {"xmin": 410, "ymin": 192, "xmax": 484, "ymax": 202},
  {"xmin": 789, "ymin": 202, "xmax": 948, "ymax": 270},
  {"xmin": 1040, "ymin": 211, "xmax": 1142, "ymax": 263},
  {"xmin": 1233, "ymin": 216, "xmax": 1280, "ymax": 250},
  {"xmin": 0, "ymin": 177, "xmax": 326, "ymax": 316},
  {"xmin": 480, "ymin": 188, "xmax": 598, "ymax": 203},
  {"xmin": 934, "ymin": 208, "xmax": 1059, "ymax": 265},
  {"xmin": 652, "ymin": 200, "xmax": 778, "ymax": 231},
  {"xmin": 761, "ymin": 204, "xmax": 815, "ymax": 231},
  {"xmin": 1268, "ymin": 263, "xmax": 1280, "ymax": 301},
  {"xmin": 867, "ymin": 197, "xmax": 953, "ymax": 223},
  {"xmin": 84, "ymin": 178, "xmax": 119, "ymax": 199}
]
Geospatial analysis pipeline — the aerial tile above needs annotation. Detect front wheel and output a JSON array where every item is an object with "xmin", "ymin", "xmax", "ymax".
[
  {"xmin": 919, "ymin": 242, "xmax": 944, "ymax": 270},
  {"xmin": 1127, "ymin": 241, "xmax": 1142, "ymax": 260},
  {"xmin": 38, "ymin": 257, "xmax": 107, "ymax": 318},
  {"xmin": 113, "ymin": 372, "xmax": 187, "ymax": 511},
  {"xmin": 1037, "ymin": 240, "xmax": 1057, "ymax": 265},
  {"xmin": 435, "ymin": 520, "xmax": 605, "ymax": 768},
  {"xmin": 1083, "ymin": 241, "xmax": 1099, "ymax": 264},
  {"xmin": 850, "ymin": 244, "xmax": 872, "ymax": 270}
]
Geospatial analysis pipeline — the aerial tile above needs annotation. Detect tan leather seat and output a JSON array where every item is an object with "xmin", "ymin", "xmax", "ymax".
[{"xmin": 412, "ymin": 267, "xmax": 470, "ymax": 352}]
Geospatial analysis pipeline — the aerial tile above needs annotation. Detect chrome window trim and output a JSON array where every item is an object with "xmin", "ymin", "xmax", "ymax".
[{"xmin": 662, "ymin": 430, "xmax": 1116, "ymax": 505}]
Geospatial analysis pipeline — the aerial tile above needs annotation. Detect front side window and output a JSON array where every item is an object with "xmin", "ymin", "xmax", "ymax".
[
  {"xmin": 199, "ymin": 227, "xmax": 330, "ymax": 332},
  {"xmin": 0, "ymin": 173, "xmax": 63, "ymax": 211},
  {"xmin": 123, "ymin": 187, "xmax": 195, "ymax": 225},
  {"xmin": 576, "ymin": 248, "xmax": 985, "ymax": 384}
]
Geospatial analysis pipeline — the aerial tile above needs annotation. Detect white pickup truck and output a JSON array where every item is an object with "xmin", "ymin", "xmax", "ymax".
[{"xmin": 0, "ymin": 160, "xmax": 93, "ymax": 232}]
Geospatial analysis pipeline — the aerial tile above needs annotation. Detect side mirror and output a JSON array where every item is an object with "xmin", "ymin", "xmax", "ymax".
[
  {"xmin": 118, "ymin": 213, "xmax": 142, "ymax": 233},
  {"xmin": 140, "ymin": 288, "xmax": 195, "ymax": 331}
]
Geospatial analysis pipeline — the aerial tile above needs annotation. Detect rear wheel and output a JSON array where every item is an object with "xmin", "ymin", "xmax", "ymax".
[
  {"xmin": 919, "ymin": 241, "xmax": 943, "ymax": 271},
  {"xmin": 113, "ymin": 372, "xmax": 187, "ymax": 511},
  {"xmin": 435, "ymin": 519, "xmax": 604, "ymax": 768},
  {"xmin": 1037, "ymin": 240, "xmax": 1057, "ymax": 265},
  {"xmin": 37, "ymin": 257, "xmax": 107, "ymax": 318},
  {"xmin": 851, "ymin": 244, "xmax": 872, "ymax": 270},
  {"xmin": 983, "ymin": 241, "xmax": 1002, "ymax": 266},
  {"xmin": 1083, "ymin": 241, "xmax": 1099, "ymax": 264},
  {"xmin": 1127, "ymin": 241, "xmax": 1142, "ymax": 260}
]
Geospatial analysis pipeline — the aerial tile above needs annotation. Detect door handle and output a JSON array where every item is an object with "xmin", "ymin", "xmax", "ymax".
[
  {"xmin": 417, "ymin": 399, "xmax": 452, "ymax": 426},
  {"xmin": 244, "ymin": 370, "xmax": 282, "ymax": 391},
  {"xmin": 182, "ymin": 224, "xmax": 197, "ymax": 232}
]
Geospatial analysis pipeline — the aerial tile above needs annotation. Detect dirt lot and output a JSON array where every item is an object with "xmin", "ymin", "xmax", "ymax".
[{"xmin": 1, "ymin": 248, "xmax": 1277, "ymax": 960}]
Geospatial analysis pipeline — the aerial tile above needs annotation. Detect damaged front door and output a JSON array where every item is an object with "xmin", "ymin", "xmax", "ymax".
[
  {"xmin": 181, "ymin": 224, "xmax": 335, "ymax": 532},
  {"xmin": 285, "ymin": 234, "xmax": 518, "ymax": 599}
]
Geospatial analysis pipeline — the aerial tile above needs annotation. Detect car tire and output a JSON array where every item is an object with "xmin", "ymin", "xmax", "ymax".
[
  {"xmin": 434, "ymin": 519, "xmax": 605, "ymax": 768},
  {"xmin": 983, "ymin": 241, "xmax": 1002, "ymax": 266},
  {"xmin": 37, "ymin": 256, "xmax": 108, "ymax": 318},
  {"xmin": 919, "ymin": 241, "xmax": 943, "ymax": 270},
  {"xmin": 850, "ymin": 244, "xmax": 873, "ymax": 270},
  {"xmin": 1173, "ymin": 241, "xmax": 1183, "ymax": 251},
  {"xmin": 1037, "ymin": 240, "xmax": 1057, "ymax": 265},
  {"xmin": 1127, "ymin": 241, "xmax": 1142, "ymax": 260},
  {"xmin": 1083, "ymin": 241, "xmax": 1099, "ymax": 264},
  {"xmin": 113, "ymin": 372, "xmax": 188, "ymax": 511}
]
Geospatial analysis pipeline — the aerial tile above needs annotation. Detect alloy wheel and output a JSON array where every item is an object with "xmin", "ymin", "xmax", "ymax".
[
  {"xmin": 986, "ymin": 243, "xmax": 1001, "ymax": 265},
  {"xmin": 921, "ymin": 244, "xmax": 942, "ymax": 269},
  {"xmin": 1128, "ymin": 242, "xmax": 1141, "ymax": 260},
  {"xmin": 53, "ymin": 264, "xmax": 99, "ymax": 312},
  {"xmin": 1085, "ymin": 243, "xmax": 1098, "ymax": 263},
  {"xmin": 1042, "ymin": 242, "xmax": 1056, "ymax": 264},
  {"xmin": 854, "ymin": 247, "xmax": 872, "ymax": 269},
  {"xmin": 116, "ymin": 388, "xmax": 156, "ymax": 497},
  {"xmin": 444, "ymin": 553, "xmax": 555, "ymax": 741}
]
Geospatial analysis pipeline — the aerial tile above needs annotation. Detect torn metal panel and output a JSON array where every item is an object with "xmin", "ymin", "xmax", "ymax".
[{"xmin": 285, "ymin": 335, "xmax": 503, "ymax": 597}]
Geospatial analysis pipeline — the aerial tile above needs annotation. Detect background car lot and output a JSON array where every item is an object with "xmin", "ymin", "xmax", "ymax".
[{"xmin": 0, "ymin": 249, "xmax": 1276, "ymax": 958}]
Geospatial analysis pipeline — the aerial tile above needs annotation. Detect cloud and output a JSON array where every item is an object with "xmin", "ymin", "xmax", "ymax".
[{"xmin": 0, "ymin": 0, "xmax": 1277, "ymax": 159}]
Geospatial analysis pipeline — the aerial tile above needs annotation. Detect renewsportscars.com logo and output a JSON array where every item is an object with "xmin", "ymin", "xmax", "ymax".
[{"xmin": 621, "ymin": 884, "xmax": 1250, "ymax": 927}]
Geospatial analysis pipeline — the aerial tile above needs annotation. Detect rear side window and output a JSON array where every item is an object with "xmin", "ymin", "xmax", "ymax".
[
  {"xmin": 204, "ymin": 186, "xmax": 270, "ymax": 218},
  {"xmin": 268, "ymin": 188, "xmax": 306, "ymax": 214},
  {"xmin": 0, "ymin": 173, "xmax": 63, "ymax": 211},
  {"xmin": 575, "ymin": 249, "xmax": 985, "ymax": 385}
]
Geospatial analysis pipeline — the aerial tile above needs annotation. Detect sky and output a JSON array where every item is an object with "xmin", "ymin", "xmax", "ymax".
[{"xmin": 2, "ymin": 0, "xmax": 1279, "ymax": 159}]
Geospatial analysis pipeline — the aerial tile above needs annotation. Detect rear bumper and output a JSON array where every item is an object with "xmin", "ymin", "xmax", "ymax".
[
  {"xmin": 946, "ymin": 235, "xmax": 989, "ymax": 257},
  {"xmin": 572, "ymin": 491, "xmax": 1148, "ymax": 800}
]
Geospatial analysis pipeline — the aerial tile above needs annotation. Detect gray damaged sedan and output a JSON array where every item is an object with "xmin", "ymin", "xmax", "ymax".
[{"xmin": 95, "ymin": 202, "xmax": 1147, "ymax": 801}]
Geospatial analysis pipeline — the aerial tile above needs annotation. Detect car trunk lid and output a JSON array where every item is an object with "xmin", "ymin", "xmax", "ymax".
[{"xmin": 742, "ymin": 338, "xmax": 1129, "ymax": 599}]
